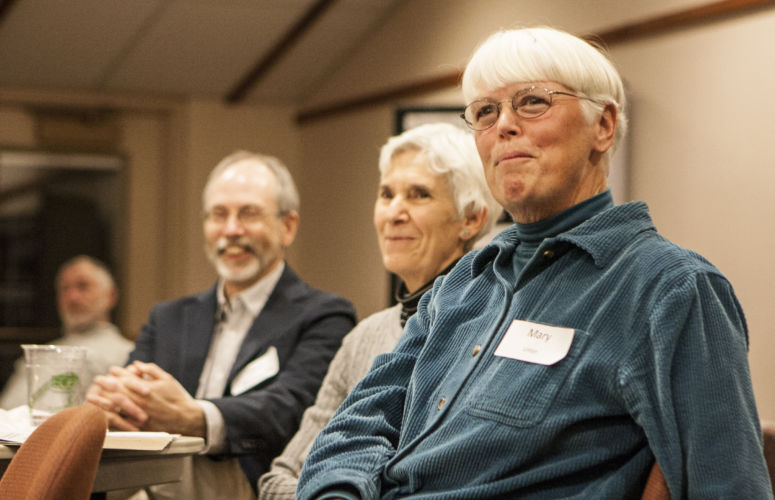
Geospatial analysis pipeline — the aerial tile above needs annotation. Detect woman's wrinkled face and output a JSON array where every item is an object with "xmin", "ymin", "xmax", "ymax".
[
  {"xmin": 374, "ymin": 150, "xmax": 466, "ymax": 292},
  {"xmin": 473, "ymin": 80, "xmax": 610, "ymax": 223}
]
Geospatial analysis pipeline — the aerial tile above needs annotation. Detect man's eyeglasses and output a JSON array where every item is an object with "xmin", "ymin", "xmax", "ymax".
[
  {"xmin": 204, "ymin": 205, "xmax": 280, "ymax": 226},
  {"xmin": 460, "ymin": 86, "xmax": 600, "ymax": 131}
]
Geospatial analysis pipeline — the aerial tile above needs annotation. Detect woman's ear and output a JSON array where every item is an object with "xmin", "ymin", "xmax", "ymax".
[
  {"xmin": 460, "ymin": 205, "xmax": 488, "ymax": 242},
  {"xmin": 593, "ymin": 103, "xmax": 617, "ymax": 154}
]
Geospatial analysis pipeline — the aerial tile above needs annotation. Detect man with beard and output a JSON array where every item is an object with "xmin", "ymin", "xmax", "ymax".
[
  {"xmin": 86, "ymin": 151, "xmax": 356, "ymax": 499},
  {"xmin": 1, "ymin": 255, "xmax": 133, "ymax": 409}
]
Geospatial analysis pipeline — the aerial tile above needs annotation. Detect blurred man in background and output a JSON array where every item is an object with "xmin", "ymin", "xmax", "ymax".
[{"xmin": 0, "ymin": 255, "xmax": 133, "ymax": 408}]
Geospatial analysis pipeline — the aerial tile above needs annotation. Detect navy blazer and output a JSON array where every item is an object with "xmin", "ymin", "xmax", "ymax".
[{"xmin": 129, "ymin": 264, "xmax": 356, "ymax": 489}]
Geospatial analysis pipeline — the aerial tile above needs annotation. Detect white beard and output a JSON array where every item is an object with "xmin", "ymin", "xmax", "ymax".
[{"xmin": 212, "ymin": 255, "xmax": 262, "ymax": 284}]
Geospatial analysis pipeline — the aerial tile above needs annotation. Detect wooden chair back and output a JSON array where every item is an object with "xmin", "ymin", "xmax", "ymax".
[{"xmin": 0, "ymin": 404, "xmax": 107, "ymax": 500}]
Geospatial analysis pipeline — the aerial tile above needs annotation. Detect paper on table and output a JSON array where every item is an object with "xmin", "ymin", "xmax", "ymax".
[
  {"xmin": 0, "ymin": 407, "xmax": 177, "ymax": 451},
  {"xmin": 103, "ymin": 431, "xmax": 178, "ymax": 451},
  {"xmin": 0, "ymin": 405, "xmax": 35, "ymax": 445}
]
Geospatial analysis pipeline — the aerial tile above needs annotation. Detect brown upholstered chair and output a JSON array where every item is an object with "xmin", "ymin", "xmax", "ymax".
[
  {"xmin": 640, "ymin": 420, "xmax": 775, "ymax": 500},
  {"xmin": 641, "ymin": 461, "xmax": 669, "ymax": 500},
  {"xmin": 763, "ymin": 420, "xmax": 775, "ymax": 494},
  {"xmin": 0, "ymin": 403, "xmax": 107, "ymax": 500}
]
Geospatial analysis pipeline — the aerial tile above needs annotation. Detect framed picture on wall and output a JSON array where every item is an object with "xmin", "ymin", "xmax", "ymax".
[{"xmin": 395, "ymin": 106, "xmax": 467, "ymax": 135}]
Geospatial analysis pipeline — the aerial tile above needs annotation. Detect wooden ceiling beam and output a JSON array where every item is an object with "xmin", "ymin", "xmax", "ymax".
[
  {"xmin": 226, "ymin": 0, "xmax": 337, "ymax": 104},
  {"xmin": 296, "ymin": 0, "xmax": 775, "ymax": 125},
  {"xmin": 590, "ymin": 0, "xmax": 774, "ymax": 45},
  {"xmin": 296, "ymin": 72, "xmax": 462, "ymax": 125}
]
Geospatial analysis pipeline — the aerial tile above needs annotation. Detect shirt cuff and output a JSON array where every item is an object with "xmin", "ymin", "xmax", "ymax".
[{"xmin": 196, "ymin": 399, "xmax": 227, "ymax": 454}]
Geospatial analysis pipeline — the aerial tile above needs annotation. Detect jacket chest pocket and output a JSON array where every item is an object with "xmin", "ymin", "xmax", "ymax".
[{"xmin": 466, "ymin": 329, "xmax": 590, "ymax": 428}]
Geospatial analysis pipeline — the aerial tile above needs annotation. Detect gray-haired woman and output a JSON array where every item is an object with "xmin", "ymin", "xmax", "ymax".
[{"xmin": 257, "ymin": 122, "xmax": 500, "ymax": 499}]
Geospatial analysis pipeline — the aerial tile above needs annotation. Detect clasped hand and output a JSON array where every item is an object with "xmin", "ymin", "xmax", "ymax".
[{"xmin": 86, "ymin": 361, "xmax": 206, "ymax": 437}]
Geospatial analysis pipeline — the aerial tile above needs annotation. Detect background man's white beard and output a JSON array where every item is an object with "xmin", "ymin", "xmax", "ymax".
[
  {"xmin": 215, "ymin": 258, "xmax": 262, "ymax": 284},
  {"xmin": 61, "ymin": 314, "xmax": 99, "ymax": 332}
]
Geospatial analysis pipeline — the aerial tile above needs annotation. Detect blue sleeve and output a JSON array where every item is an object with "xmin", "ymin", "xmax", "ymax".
[
  {"xmin": 622, "ymin": 271, "xmax": 773, "ymax": 498},
  {"xmin": 297, "ymin": 286, "xmax": 436, "ymax": 499}
]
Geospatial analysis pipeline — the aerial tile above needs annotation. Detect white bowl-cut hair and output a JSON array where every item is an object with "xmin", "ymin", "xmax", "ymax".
[
  {"xmin": 378, "ymin": 122, "xmax": 503, "ymax": 250},
  {"xmin": 462, "ymin": 27, "xmax": 628, "ymax": 170}
]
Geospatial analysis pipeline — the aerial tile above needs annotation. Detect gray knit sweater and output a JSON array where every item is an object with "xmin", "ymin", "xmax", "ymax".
[{"xmin": 258, "ymin": 304, "xmax": 403, "ymax": 499}]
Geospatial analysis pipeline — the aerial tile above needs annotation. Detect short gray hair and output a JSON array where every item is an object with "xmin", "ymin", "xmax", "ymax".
[
  {"xmin": 202, "ymin": 150, "xmax": 300, "ymax": 214},
  {"xmin": 462, "ymin": 27, "xmax": 627, "ymax": 171},
  {"xmin": 378, "ymin": 123, "xmax": 502, "ymax": 250}
]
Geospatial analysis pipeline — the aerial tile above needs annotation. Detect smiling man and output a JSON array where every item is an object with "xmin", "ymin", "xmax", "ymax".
[
  {"xmin": 1, "ymin": 255, "xmax": 133, "ymax": 409},
  {"xmin": 87, "ymin": 151, "xmax": 356, "ymax": 500}
]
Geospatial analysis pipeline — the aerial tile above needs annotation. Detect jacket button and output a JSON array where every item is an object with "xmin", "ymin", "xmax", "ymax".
[
  {"xmin": 437, "ymin": 397, "xmax": 447, "ymax": 410},
  {"xmin": 472, "ymin": 345, "xmax": 481, "ymax": 356},
  {"xmin": 543, "ymin": 249, "xmax": 555, "ymax": 260}
]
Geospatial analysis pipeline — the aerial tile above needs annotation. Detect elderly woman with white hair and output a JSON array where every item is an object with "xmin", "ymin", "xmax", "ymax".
[
  {"xmin": 257, "ymin": 122, "xmax": 501, "ymax": 499},
  {"xmin": 297, "ymin": 27, "xmax": 770, "ymax": 499}
]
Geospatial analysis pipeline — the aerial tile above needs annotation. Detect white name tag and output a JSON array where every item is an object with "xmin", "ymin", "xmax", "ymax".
[
  {"xmin": 230, "ymin": 346, "xmax": 280, "ymax": 395},
  {"xmin": 494, "ymin": 320, "xmax": 574, "ymax": 366}
]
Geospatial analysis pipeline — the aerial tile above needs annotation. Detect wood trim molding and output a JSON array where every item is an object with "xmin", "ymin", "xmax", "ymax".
[
  {"xmin": 590, "ymin": 0, "xmax": 774, "ymax": 45},
  {"xmin": 296, "ymin": 0, "xmax": 775, "ymax": 125},
  {"xmin": 226, "ymin": 0, "xmax": 337, "ymax": 103},
  {"xmin": 296, "ymin": 72, "xmax": 461, "ymax": 124}
]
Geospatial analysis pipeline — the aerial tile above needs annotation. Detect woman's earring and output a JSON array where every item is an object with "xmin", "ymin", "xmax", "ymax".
[{"xmin": 462, "ymin": 229, "xmax": 471, "ymax": 238}]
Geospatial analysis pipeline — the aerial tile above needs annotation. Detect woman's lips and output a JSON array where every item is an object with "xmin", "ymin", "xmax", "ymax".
[
  {"xmin": 496, "ymin": 151, "xmax": 532, "ymax": 165},
  {"xmin": 384, "ymin": 235, "xmax": 416, "ymax": 247}
]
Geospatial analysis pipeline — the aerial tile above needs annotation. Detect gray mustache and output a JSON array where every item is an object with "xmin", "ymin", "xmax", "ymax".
[{"xmin": 216, "ymin": 238, "xmax": 257, "ymax": 255}]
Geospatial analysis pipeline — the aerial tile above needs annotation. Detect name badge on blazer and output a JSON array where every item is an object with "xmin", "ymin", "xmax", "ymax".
[{"xmin": 230, "ymin": 346, "xmax": 280, "ymax": 395}]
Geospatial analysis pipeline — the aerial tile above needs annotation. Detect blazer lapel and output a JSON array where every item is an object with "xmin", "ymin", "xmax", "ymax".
[
  {"xmin": 227, "ymin": 266, "xmax": 301, "ymax": 385},
  {"xmin": 179, "ymin": 287, "xmax": 218, "ymax": 394}
]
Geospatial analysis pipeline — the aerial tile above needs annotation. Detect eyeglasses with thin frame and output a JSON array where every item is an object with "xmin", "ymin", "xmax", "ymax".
[
  {"xmin": 204, "ymin": 205, "xmax": 282, "ymax": 226},
  {"xmin": 460, "ymin": 86, "xmax": 600, "ymax": 131}
]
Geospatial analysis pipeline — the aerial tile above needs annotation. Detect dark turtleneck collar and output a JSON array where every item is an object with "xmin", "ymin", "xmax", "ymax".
[
  {"xmin": 395, "ymin": 258, "xmax": 461, "ymax": 327},
  {"xmin": 514, "ymin": 190, "xmax": 614, "ymax": 270}
]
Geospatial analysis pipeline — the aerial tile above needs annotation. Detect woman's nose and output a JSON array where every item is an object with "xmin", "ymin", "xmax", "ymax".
[
  {"xmin": 495, "ymin": 103, "xmax": 522, "ymax": 136},
  {"xmin": 387, "ymin": 197, "xmax": 409, "ymax": 221}
]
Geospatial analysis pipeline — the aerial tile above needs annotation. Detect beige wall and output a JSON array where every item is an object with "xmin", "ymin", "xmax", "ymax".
[
  {"xmin": 609, "ymin": 11, "xmax": 775, "ymax": 419},
  {"xmin": 119, "ymin": 110, "xmax": 169, "ymax": 337},
  {"xmin": 293, "ymin": 106, "xmax": 394, "ymax": 316},
  {"xmin": 2, "ymin": 0, "xmax": 773, "ymax": 418}
]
